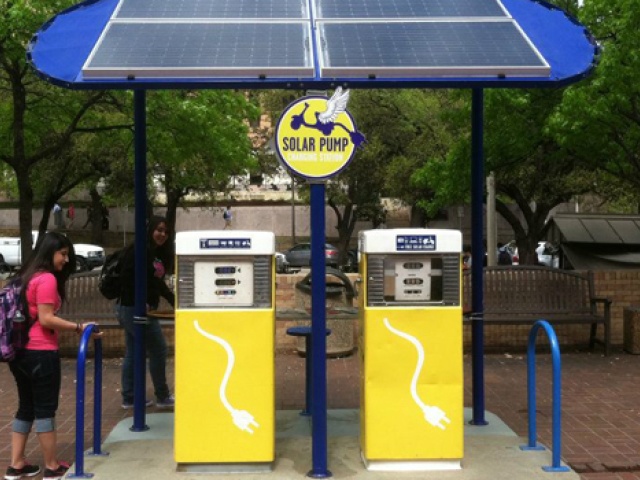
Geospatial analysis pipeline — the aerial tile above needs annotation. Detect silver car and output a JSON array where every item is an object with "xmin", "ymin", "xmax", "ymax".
[{"xmin": 283, "ymin": 243, "xmax": 339, "ymax": 269}]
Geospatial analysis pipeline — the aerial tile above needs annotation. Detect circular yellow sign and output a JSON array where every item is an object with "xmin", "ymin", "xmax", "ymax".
[{"xmin": 275, "ymin": 95, "xmax": 362, "ymax": 180}]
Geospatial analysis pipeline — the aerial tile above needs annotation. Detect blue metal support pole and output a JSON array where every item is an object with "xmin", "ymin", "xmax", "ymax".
[
  {"xmin": 470, "ymin": 88, "xmax": 487, "ymax": 426},
  {"xmin": 521, "ymin": 320, "xmax": 570, "ymax": 472},
  {"xmin": 308, "ymin": 182, "xmax": 331, "ymax": 478},
  {"xmin": 132, "ymin": 89, "xmax": 149, "ymax": 432}
]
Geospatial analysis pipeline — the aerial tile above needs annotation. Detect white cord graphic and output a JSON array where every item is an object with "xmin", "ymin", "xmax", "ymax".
[
  {"xmin": 193, "ymin": 320, "xmax": 259, "ymax": 434},
  {"xmin": 383, "ymin": 318, "xmax": 450, "ymax": 430}
]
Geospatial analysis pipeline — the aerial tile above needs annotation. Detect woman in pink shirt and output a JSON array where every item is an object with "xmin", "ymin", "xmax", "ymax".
[{"xmin": 5, "ymin": 232, "xmax": 100, "ymax": 480}]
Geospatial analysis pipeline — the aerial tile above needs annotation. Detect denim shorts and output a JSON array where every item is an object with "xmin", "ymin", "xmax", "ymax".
[{"xmin": 9, "ymin": 350, "xmax": 61, "ymax": 432}]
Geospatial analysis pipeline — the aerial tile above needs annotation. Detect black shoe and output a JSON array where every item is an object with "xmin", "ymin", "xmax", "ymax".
[
  {"xmin": 43, "ymin": 463, "xmax": 70, "ymax": 480},
  {"xmin": 4, "ymin": 464, "xmax": 41, "ymax": 480},
  {"xmin": 121, "ymin": 398, "xmax": 154, "ymax": 410}
]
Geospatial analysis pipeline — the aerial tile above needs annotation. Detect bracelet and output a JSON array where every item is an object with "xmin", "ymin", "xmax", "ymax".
[{"xmin": 75, "ymin": 323, "xmax": 81, "ymax": 334}]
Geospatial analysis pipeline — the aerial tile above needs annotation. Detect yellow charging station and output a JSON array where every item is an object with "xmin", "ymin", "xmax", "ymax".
[
  {"xmin": 174, "ymin": 230, "xmax": 275, "ymax": 469},
  {"xmin": 359, "ymin": 228, "xmax": 463, "ymax": 470}
]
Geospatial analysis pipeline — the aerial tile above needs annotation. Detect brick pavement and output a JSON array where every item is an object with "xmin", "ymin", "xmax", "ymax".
[{"xmin": 2, "ymin": 347, "xmax": 640, "ymax": 480}]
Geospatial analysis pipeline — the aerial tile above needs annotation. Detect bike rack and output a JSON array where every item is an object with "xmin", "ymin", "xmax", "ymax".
[
  {"xmin": 67, "ymin": 325, "xmax": 109, "ymax": 479},
  {"xmin": 520, "ymin": 320, "xmax": 570, "ymax": 472}
]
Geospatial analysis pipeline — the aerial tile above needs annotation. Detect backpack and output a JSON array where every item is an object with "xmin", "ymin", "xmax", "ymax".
[
  {"xmin": 0, "ymin": 278, "xmax": 32, "ymax": 362},
  {"xmin": 223, "ymin": 210, "xmax": 230, "ymax": 220},
  {"xmin": 498, "ymin": 249, "xmax": 512, "ymax": 265},
  {"xmin": 99, "ymin": 249, "xmax": 126, "ymax": 300}
]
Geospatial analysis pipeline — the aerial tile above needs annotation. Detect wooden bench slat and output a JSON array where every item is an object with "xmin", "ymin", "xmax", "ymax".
[{"xmin": 464, "ymin": 266, "xmax": 611, "ymax": 355}]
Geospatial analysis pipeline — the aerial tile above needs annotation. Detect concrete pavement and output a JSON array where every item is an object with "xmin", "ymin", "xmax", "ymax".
[
  {"xmin": 2, "ymin": 347, "xmax": 640, "ymax": 479},
  {"xmin": 77, "ymin": 409, "xmax": 575, "ymax": 480}
]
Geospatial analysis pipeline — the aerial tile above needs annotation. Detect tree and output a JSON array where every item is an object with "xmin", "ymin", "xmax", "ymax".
[
  {"xmin": 551, "ymin": 0, "xmax": 640, "ymax": 210},
  {"xmin": 1, "ymin": 1, "xmax": 130, "ymax": 257},
  {"xmin": 415, "ymin": 88, "xmax": 597, "ymax": 264},
  {"xmin": 149, "ymin": 90, "xmax": 258, "ymax": 236},
  {"xmin": 92, "ymin": 89, "xmax": 259, "ymax": 262},
  {"xmin": 319, "ymin": 89, "xmax": 465, "ymax": 262}
]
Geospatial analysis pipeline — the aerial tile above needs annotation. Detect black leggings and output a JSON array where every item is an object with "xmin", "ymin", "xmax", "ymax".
[{"xmin": 9, "ymin": 350, "xmax": 61, "ymax": 433}]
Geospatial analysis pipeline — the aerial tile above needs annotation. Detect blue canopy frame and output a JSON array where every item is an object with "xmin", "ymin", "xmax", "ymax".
[
  {"xmin": 28, "ymin": 0, "xmax": 597, "ymax": 90},
  {"xmin": 27, "ymin": 0, "xmax": 598, "ymax": 476}
]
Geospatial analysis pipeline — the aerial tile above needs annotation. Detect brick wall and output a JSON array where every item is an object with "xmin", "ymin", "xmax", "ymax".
[{"xmin": 593, "ymin": 270, "xmax": 640, "ymax": 346}]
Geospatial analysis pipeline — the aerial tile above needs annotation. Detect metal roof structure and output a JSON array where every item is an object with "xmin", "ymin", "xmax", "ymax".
[
  {"xmin": 547, "ymin": 213, "xmax": 640, "ymax": 245},
  {"xmin": 546, "ymin": 214, "xmax": 640, "ymax": 270},
  {"xmin": 27, "ymin": 0, "xmax": 597, "ymax": 90},
  {"xmin": 26, "ymin": 0, "xmax": 601, "ymax": 460}
]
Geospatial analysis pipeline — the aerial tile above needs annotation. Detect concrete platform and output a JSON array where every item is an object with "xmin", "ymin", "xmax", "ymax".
[{"xmin": 73, "ymin": 409, "xmax": 577, "ymax": 480}]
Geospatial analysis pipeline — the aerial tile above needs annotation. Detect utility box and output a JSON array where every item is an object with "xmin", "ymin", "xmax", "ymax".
[
  {"xmin": 174, "ymin": 231, "xmax": 275, "ymax": 470},
  {"xmin": 358, "ymin": 228, "xmax": 463, "ymax": 470}
]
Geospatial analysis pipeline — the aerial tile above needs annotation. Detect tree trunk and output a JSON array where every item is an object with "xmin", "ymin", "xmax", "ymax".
[
  {"xmin": 17, "ymin": 174, "xmax": 35, "ymax": 265},
  {"xmin": 328, "ymin": 201, "xmax": 356, "ymax": 267},
  {"xmin": 89, "ymin": 188, "xmax": 104, "ymax": 244},
  {"xmin": 410, "ymin": 204, "xmax": 426, "ymax": 227},
  {"xmin": 165, "ymin": 188, "xmax": 183, "ymax": 273}
]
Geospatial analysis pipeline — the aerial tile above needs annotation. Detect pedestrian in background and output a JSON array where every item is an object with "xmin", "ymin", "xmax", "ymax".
[
  {"xmin": 223, "ymin": 206, "xmax": 232, "ymax": 229},
  {"xmin": 52, "ymin": 204, "xmax": 63, "ymax": 230},
  {"xmin": 82, "ymin": 205, "xmax": 93, "ymax": 229},
  {"xmin": 66, "ymin": 204, "xmax": 75, "ymax": 230},
  {"xmin": 5, "ymin": 232, "xmax": 101, "ymax": 480},
  {"xmin": 115, "ymin": 216, "xmax": 175, "ymax": 410}
]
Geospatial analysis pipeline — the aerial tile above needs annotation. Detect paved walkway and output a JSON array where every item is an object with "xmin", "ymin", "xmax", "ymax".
[{"xmin": 2, "ymin": 346, "xmax": 640, "ymax": 479}]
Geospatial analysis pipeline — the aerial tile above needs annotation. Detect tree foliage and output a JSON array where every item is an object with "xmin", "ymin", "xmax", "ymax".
[
  {"xmin": 551, "ymin": 0, "xmax": 640, "ymax": 210},
  {"xmin": 415, "ymin": 86, "xmax": 598, "ymax": 264},
  {"xmin": 1, "ymin": 0, "xmax": 130, "ymax": 255},
  {"xmin": 143, "ymin": 90, "xmax": 259, "ymax": 237}
]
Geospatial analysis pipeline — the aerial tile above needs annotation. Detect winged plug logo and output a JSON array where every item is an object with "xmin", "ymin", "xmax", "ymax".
[{"xmin": 275, "ymin": 88, "xmax": 366, "ymax": 180}]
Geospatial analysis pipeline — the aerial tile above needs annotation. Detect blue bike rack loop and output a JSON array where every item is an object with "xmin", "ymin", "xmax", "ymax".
[
  {"xmin": 68, "ymin": 324, "xmax": 109, "ymax": 479},
  {"xmin": 520, "ymin": 320, "xmax": 570, "ymax": 473}
]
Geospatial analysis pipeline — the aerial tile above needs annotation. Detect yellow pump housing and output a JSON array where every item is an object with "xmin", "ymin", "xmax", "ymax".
[
  {"xmin": 174, "ymin": 231, "xmax": 275, "ymax": 468},
  {"xmin": 358, "ymin": 228, "xmax": 463, "ymax": 470}
]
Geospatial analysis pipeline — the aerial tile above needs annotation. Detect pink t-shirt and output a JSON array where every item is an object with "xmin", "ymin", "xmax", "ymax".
[{"xmin": 25, "ymin": 272, "xmax": 62, "ymax": 351}]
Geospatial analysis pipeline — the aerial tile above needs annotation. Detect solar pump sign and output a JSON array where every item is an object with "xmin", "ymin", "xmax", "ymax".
[{"xmin": 275, "ymin": 88, "xmax": 366, "ymax": 180}]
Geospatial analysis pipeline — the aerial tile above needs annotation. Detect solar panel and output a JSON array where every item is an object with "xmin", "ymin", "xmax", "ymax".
[
  {"xmin": 318, "ymin": 21, "xmax": 549, "ymax": 78},
  {"xmin": 83, "ymin": 22, "xmax": 313, "ymax": 78},
  {"xmin": 116, "ymin": 0, "xmax": 308, "ymax": 19},
  {"xmin": 314, "ymin": 0, "xmax": 507, "ymax": 19},
  {"xmin": 80, "ymin": 0, "xmax": 550, "ymax": 81}
]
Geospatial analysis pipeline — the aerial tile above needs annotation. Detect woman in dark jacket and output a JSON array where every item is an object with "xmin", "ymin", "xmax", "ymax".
[{"xmin": 116, "ymin": 215, "xmax": 175, "ymax": 409}]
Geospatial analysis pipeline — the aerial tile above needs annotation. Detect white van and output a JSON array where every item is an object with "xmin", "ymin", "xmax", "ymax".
[{"xmin": 0, "ymin": 231, "xmax": 104, "ymax": 272}]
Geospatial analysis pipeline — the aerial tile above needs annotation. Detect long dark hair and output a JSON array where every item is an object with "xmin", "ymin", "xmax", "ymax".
[
  {"xmin": 147, "ymin": 215, "xmax": 171, "ymax": 266},
  {"xmin": 17, "ymin": 231, "xmax": 77, "ymax": 302}
]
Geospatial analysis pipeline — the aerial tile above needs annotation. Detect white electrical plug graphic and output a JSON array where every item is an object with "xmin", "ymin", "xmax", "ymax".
[
  {"xmin": 194, "ymin": 320, "xmax": 260, "ymax": 434},
  {"xmin": 383, "ymin": 318, "xmax": 450, "ymax": 430}
]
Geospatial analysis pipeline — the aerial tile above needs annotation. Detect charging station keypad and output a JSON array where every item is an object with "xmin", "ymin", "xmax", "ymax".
[
  {"xmin": 366, "ymin": 253, "xmax": 460, "ymax": 306},
  {"xmin": 194, "ymin": 259, "xmax": 254, "ymax": 306}
]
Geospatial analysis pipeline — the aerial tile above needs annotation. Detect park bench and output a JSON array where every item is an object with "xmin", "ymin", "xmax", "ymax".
[
  {"xmin": 463, "ymin": 266, "xmax": 611, "ymax": 355},
  {"xmin": 59, "ymin": 270, "xmax": 173, "ymax": 326},
  {"xmin": 58, "ymin": 270, "xmax": 115, "ymax": 323}
]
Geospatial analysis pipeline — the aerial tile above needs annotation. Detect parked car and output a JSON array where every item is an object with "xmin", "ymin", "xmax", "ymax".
[
  {"xmin": 0, "ymin": 253, "xmax": 10, "ymax": 275},
  {"xmin": 283, "ymin": 243, "xmax": 339, "ymax": 269},
  {"xmin": 0, "ymin": 230, "xmax": 104, "ymax": 272},
  {"xmin": 275, "ymin": 252, "xmax": 290, "ymax": 274}
]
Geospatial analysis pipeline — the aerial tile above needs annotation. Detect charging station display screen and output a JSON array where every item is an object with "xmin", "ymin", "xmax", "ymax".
[
  {"xmin": 383, "ymin": 255, "xmax": 443, "ymax": 303},
  {"xmin": 193, "ymin": 259, "xmax": 254, "ymax": 307}
]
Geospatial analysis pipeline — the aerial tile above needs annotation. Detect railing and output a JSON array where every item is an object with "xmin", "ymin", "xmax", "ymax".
[
  {"xmin": 67, "ymin": 324, "xmax": 109, "ymax": 479},
  {"xmin": 520, "ymin": 320, "xmax": 570, "ymax": 473}
]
